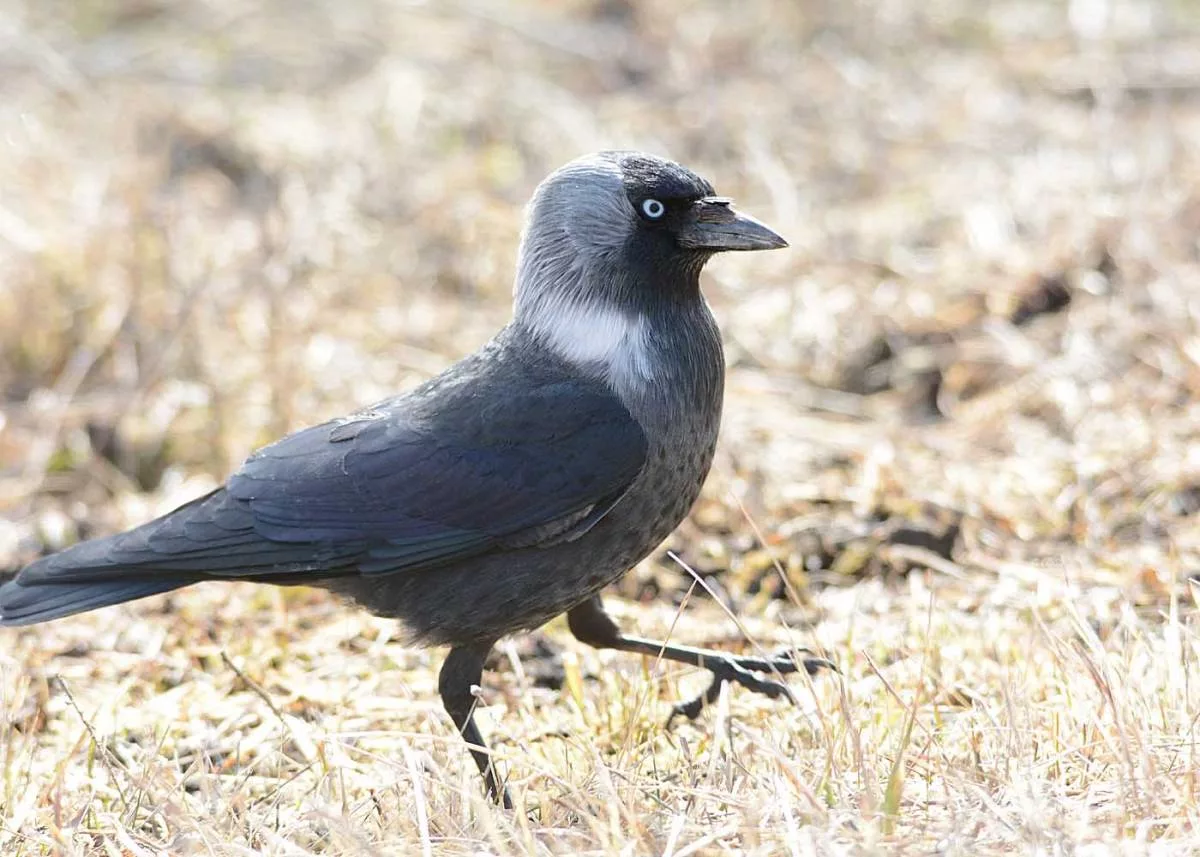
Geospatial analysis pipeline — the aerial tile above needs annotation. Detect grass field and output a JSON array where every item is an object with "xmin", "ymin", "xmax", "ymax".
[{"xmin": 2, "ymin": 0, "xmax": 1200, "ymax": 853}]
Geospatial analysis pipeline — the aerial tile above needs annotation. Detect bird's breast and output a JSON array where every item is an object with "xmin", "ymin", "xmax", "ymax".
[{"xmin": 591, "ymin": 306, "xmax": 726, "ymax": 568}]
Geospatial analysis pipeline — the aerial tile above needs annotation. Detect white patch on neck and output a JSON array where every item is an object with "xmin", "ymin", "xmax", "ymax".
[{"xmin": 528, "ymin": 299, "xmax": 654, "ymax": 388}]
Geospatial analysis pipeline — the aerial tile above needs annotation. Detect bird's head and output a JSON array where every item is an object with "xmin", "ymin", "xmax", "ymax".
[{"xmin": 513, "ymin": 151, "xmax": 786, "ymax": 384}]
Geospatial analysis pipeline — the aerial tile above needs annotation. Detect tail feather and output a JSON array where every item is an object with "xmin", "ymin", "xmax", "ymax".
[
  {"xmin": 1, "ymin": 488, "xmax": 231, "ymax": 627},
  {"xmin": 1, "ymin": 486, "xmax": 365, "ymax": 627},
  {"xmin": 0, "ymin": 577, "xmax": 190, "ymax": 626}
]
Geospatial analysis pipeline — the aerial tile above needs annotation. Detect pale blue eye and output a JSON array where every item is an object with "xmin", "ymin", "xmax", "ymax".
[{"xmin": 641, "ymin": 198, "xmax": 665, "ymax": 219}]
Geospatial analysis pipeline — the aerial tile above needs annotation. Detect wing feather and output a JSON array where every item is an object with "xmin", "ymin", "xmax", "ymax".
[{"xmin": 7, "ymin": 368, "xmax": 646, "ymax": 592}]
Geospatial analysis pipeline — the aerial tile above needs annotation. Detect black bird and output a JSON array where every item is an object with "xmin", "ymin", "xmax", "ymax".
[{"xmin": 0, "ymin": 151, "xmax": 833, "ymax": 806}]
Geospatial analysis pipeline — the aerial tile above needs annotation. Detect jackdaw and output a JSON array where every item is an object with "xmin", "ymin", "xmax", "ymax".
[{"xmin": 1, "ymin": 151, "xmax": 833, "ymax": 806}]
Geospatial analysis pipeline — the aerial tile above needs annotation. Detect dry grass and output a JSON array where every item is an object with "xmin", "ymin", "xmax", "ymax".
[{"xmin": 2, "ymin": 0, "xmax": 1200, "ymax": 853}]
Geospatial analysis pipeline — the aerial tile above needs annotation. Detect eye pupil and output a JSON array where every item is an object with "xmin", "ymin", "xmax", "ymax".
[{"xmin": 642, "ymin": 198, "xmax": 665, "ymax": 219}]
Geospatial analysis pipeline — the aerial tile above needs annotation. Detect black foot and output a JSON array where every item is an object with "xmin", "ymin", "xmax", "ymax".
[
  {"xmin": 667, "ymin": 649, "xmax": 837, "ymax": 725},
  {"xmin": 565, "ymin": 596, "xmax": 837, "ymax": 729},
  {"xmin": 495, "ymin": 781, "xmax": 514, "ymax": 810},
  {"xmin": 440, "ymin": 642, "xmax": 514, "ymax": 808}
]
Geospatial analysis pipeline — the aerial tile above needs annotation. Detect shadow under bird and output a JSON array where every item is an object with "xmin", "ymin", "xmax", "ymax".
[{"xmin": 1, "ymin": 151, "xmax": 834, "ymax": 806}]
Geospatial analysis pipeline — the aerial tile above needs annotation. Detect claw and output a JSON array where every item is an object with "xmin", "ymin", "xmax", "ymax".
[
  {"xmin": 796, "ymin": 653, "xmax": 840, "ymax": 677},
  {"xmin": 666, "ymin": 653, "xmax": 800, "ymax": 725},
  {"xmin": 668, "ymin": 674, "xmax": 724, "ymax": 725},
  {"xmin": 664, "ymin": 648, "xmax": 837, "ymax": 724}
]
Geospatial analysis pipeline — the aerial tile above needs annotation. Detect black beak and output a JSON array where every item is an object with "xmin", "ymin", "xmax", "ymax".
[{"xmin": 676, "ymin": 196, "xmax": 788, "ymax": 252}]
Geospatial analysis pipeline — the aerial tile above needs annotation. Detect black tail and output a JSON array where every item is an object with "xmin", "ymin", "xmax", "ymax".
[
  {"xmin": 0, "ymin": 576, "xmax": 190, "ymax": 626},
  {"xmin": 0, "ymin": 490, "xmax": 226, "ymax": 627},
  {"xmin": 0, "ymin": 486, "xmax": 363, "ymax": 627}
]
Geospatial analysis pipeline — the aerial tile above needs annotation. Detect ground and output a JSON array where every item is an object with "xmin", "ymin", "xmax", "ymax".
[{"xmin": 1, "ymin": 0, "xmax": 1199, "ymax": 854}]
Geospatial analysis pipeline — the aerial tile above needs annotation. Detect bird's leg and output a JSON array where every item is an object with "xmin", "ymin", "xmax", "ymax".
[
  {"xmin": 439, "ymin": 642, "xmax": 512, "ymax": 808},
  {"xmin": 567, "ymin": 595, "xmax": 835, "ymax": 723}
]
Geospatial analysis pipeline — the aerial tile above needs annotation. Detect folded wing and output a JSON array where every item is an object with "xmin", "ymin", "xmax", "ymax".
[{"xmin": 0, "ymin": 375, "xmax": 647, "ymax": 624}]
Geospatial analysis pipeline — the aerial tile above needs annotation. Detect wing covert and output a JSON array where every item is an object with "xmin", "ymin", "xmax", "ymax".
[{"xmin": 227, "ymin": 379, "xmax": 647, "ymax": 573}]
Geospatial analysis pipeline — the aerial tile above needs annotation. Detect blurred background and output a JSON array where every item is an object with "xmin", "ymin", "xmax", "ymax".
[
  {"xmin": 3, "ymin": 0, "xmax": 1200, "ymax": 850},
  {"xmin": 2, "ymin": 0, "xmax": 1196, "ymax": 597}
]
